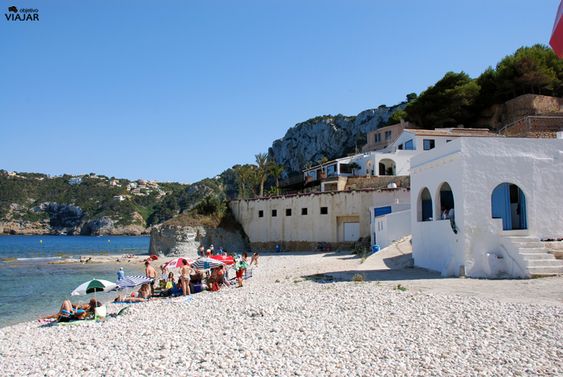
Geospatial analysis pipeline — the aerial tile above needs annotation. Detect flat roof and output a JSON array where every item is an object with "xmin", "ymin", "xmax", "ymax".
[{"xmin": 403, "ymin": 128, "xmax": 499, "ymax": 138}]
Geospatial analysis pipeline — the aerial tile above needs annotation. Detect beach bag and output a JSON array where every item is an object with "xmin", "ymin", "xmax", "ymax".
[{"xmin": 95, "ymin": 305, "xmax": 107, "ymax": 321}]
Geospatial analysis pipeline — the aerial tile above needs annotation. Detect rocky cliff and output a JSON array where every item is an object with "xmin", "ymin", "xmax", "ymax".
[
  {"xmin": 268, "ymin": 103, "xmax": 407, "ymax": 174},
  {"xmin": 149, "ymin": 214, "xmax": 248, "ymax": 257}
]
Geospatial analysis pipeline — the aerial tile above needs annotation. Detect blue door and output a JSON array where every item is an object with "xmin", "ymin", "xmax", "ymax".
[{"xmin": 491, "ymin": 183, "xmax": 527, "ymax": 230}]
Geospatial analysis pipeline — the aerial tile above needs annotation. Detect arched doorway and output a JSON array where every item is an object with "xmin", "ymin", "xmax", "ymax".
[
  {"xmin": 417, "ymin": 187, "xmax": 433, "ymax": 222},
  {"xmin": 378, "ymin": 158, "xmax": 396, "ymax": 176},
  {"xmin": 491, "ymin": 183, "xmax": 527, "ymax": 230},
  {"xmin": 436, "ymin": 182, "xmax": 454, "ymax": 219}
]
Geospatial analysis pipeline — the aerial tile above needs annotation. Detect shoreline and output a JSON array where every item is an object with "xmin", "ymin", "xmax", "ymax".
[{"xmin": 1, "ymin": 250, "xmax": 561, "ymax": 376}]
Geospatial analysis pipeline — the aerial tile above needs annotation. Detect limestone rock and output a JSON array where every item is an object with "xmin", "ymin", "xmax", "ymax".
[
  {"xmin": 268, "ymin": 104, "xmax": 407, "ymax": 175},
  {"xmin": 149, "ymin": 224, "xmax": 248, "ymax": 257}
]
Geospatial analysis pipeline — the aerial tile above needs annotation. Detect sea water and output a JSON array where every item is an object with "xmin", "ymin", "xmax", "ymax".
[{"xmin": 0, "ymin": 235, "xmax": 149, "ymax": 327}]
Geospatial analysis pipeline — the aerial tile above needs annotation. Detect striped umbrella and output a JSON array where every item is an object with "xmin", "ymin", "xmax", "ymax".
[
  {"xmin": 116, "ymin": 275, "xmax": 153, "ymax": 290},
  {"xmin": 191, "ymin": 257, "xmax": 224, "ymax": 270},
  {"xmin": 71, "ymin": 279, "xmax": 117, "ymax": 296}
]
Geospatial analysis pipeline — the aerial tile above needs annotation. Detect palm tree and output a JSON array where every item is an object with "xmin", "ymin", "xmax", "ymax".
[
  {"xmin": 255, "ymin": 153, "xmax": 268, "ymax": 197},
  {"xmin": 269, "ymin": 163, "xmax": 285, "ymax": 195},
  {"xmin": 233, "ymin": 165, "xmax": 258, "ymax": 199}
]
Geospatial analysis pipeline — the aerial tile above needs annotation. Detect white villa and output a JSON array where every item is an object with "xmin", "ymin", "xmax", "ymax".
[
  {"xmin": 410, "ymin": 136, "xmax": 563, "ymax": 278},
  {"xmin": 303, "ymin": 127, "xmax": 496, "ymax": 192}
]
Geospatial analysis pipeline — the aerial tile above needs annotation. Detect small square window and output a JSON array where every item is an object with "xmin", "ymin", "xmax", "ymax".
[
  {"xmin": 423, "ymin": 139, "xmax": 435, "ymax": 150},
  {"xmin": 301, "ymin": 208, "xmax": 308, "ymax": 215},
  {"xmin": 272, "ymin": 209, "xmax": 277, "ymax": 217},
  {"xmin": 286, "ymin": 208, "xmax": 292, "ymax": 216},
  {"xmin": 320, "ymin": 207, "xmax": 328, "ymax": 215},
  {"xmin": 258, "ymin": 210, "xmax": 264, "ymax": 218}
]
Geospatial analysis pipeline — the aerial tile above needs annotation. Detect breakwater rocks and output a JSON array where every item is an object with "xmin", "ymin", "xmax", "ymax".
[{"xmin": 149, "ymin": 224, "xmax": 248, "ymax": 257}]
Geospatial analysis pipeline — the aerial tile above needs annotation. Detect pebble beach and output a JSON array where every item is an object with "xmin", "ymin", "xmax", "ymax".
[{"xmin": 1, "ymin": 250, "xmax": 562, "ymax": 376}]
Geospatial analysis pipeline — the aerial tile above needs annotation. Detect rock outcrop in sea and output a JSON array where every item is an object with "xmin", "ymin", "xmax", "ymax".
[{"xmin": 268, "ymin": 103, "xmax": 407, "ymax": 175}]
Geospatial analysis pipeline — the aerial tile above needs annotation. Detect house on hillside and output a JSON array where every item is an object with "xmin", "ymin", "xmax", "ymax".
[
  {"xmin": 410, "ymin": 136, "xmax": 563, "ymax": 278},
  {"xmin": 362, "ymin": 120, "xmax": 411, "ymax": 152},
  {"xmin": 302, "ymin": 127, "xmax": 497, "ymax": 193}
]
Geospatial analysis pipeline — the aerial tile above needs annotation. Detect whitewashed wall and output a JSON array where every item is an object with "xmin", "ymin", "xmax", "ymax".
[
  {"xmin": 230, "ymin": 189, "xmax": 410, "ymax": 244},
  {"xmin": 410, "ymin": 139, "xmax": 465, "ymax": 276},
  {"xmin": 411, "ymin": 137, "xmax": 563, "ymax": 278},
  {"xmin": 371, "ymin": 209, "xmax": 411, "ymax": 249}
]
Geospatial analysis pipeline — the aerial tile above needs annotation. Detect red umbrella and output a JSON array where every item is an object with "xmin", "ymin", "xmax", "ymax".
[
  {"xmin": 149, "ymin": 255, "xmax": 159, "ymax": 261},
  {"xmin": 550, "ymin": 0, "xmax": 563, "ymax": 58},
  {"xmin": 164, "ymin": 257, "xmax": 193, "ymax": 269},
  {"xmin": 209, "ymin": 254, "xmax": 235, "ymax": 266}
]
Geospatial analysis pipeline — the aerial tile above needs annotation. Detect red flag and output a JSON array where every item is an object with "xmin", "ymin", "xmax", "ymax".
[{"xmin": 550, "ymin": 0, "xmax": 563, "ymax": 58}]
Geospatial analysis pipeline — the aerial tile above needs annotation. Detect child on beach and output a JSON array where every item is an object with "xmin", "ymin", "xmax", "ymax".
[
  {"xmin": 250, "ymin": 252, "xmax": 259, "ymax": 267},
  {"xmin": 235, "ymin": 253, "xmax": 249, "ymax": 288}
]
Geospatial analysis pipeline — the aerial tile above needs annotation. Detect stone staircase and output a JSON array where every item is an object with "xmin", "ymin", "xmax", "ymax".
[{"xmin": 504, "ymin": 236, "xmax": 563, "ymax": 277}]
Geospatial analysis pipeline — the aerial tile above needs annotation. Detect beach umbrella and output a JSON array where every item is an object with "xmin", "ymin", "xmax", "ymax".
[
  {"xmin": 550, "ymin": 1, "xmax": 563, "ymax": 58},
  {"xmin": 164, "ymin": 257, "xmax": 193, "ymax": 270},
  {"xmin": 191, "ymin": 257, "xmax": 224, "ymax": 270},
  {"xmin": 71, "ymin": 279, "xmax": 117, "ymax": 296},
  {"xmin": 116, "ymin": 275, "xmax": 152, "ymax": 290},
  {"xmin": 209, "ymin": 254, "xmax": 235, "ymax": 266}
]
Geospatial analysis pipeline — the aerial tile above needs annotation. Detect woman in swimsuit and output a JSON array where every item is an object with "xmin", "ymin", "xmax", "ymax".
[{"xmin": 180, "ymin": 259, "xmax": 191, "ymax": 296}]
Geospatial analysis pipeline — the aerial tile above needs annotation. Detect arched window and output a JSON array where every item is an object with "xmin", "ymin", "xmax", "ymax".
[
  {"xmin": 417, "ymin": 187, "xmax": 433, "ymax": 222},
  {"xmin": 378, "ymin": 158, "xmax": 396, "ymax": 176},
  {"xmin": 491, "ymin": 183, "xmax": 527, "ymax": 230},
  {"xmin": 436, "ymin": 182, "xmax": 455, "ymax": 220}
]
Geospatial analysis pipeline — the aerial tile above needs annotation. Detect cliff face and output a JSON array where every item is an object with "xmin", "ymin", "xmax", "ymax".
[
  {"xmin": 0, "ymin": 202, "xmax": 147, "ymax": 235},
  {"xmin": 268, "ymin": 104, "xmax": 406, "ymax": 175}
]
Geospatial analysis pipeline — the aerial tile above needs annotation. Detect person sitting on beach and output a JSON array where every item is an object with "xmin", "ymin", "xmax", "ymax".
[
  {"xmin": 43, "ymin": 298, "xmax": 101, "ymax": 322},
  {"xmin": 180, "ymin": 259, "xmax": 191, "ymax": 296},
  {"xmin": 208, "ymin": 266, "xmax": 226, "ymax": 291},
  {"xmin": 165, "ymin": 272, "xmax": 175, "ymax": 290},
  {"xmin": 114, "ymin": 283, "xmax": 152, "ymax": 303}
]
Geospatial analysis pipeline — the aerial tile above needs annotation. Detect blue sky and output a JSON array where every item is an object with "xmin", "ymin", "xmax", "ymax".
[{"xmin": 0, "ymin": 0, "xmax": 558, "ymax": 183}]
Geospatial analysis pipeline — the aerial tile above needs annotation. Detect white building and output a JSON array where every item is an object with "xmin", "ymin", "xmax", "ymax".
[
  {"xmin": 68, "ymin": 177, "xmax": 82, "ymax": 185},
  {"xmin": 230, "ymin": 188, "xmax": 410, "ymax": 250},
  {"xmin": 410, "ymin": 137, "xmax": 563, "ymax": 278},
  {"xmin": 303, "ymin": 128, "xmax": 496, "ymax": 192},
  {"xmin": 370, "ymin": 205, "xmax": 411, "ymax": 250}
]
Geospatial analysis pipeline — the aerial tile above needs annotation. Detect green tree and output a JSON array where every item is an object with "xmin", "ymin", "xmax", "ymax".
[
  {"xmin": 233, "ymin": 165, "xmax": 258, "ymax": 199},
  {"xmin": 268, "ymin": 163, "xmax": 285, "ymax": 195},
  {"xmin": 255, "ymin": 153, "xmax": 269, "ymax": 197},
  {"xmin": 406, "ymin": 71, "xmax": 480, "ymax": 129},
  {"xmin": 493, "ymin": 44, "xmax": 562, "ymax": 100}
]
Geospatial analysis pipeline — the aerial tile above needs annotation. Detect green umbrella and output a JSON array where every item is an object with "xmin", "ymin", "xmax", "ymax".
[{"xmin": 71, "ymin": 279, "xmax": 117, "ymax": 296}]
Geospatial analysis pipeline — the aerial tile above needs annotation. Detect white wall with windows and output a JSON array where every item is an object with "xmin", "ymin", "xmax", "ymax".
[
  {"xmin": 410, "ymin": 137, "xmax": 563, "ymax": 278},
  {"xmin": 230, "ymin": 189, "xmax": 410, "ymax": 245}
]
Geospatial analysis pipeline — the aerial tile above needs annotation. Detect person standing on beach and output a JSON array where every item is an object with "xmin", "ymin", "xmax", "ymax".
[
  {"xmin": 145, "ymin": 261, "xmax": 158, "ymax": 295},
  {"xmin": 117, "ymin": 267, "xmax": 125, "ymax": 281},
  {"xmin": 180, "ymin": 259, "xmax": 192, "ymax": 296}
]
